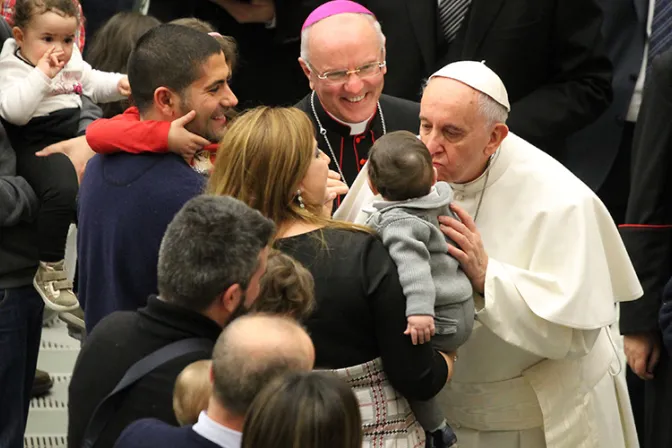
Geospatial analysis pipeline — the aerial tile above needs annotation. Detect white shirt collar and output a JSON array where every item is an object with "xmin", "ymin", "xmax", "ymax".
[
  {"xmin": 192, "ymin": 411, "xmax": 242, "ymax": 448},
  {"xmin": 327, "ymin": 109, "xmax": 374, "ymax": 136}
]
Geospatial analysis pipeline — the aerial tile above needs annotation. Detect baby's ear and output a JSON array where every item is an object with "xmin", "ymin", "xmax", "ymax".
[
  {"xmin": 432, "ymin": 166, "xmax": 438, "ymax": 185},
  {"xmin": 12, "ymin": 27, "xmax": 23, "ymax": 45}
]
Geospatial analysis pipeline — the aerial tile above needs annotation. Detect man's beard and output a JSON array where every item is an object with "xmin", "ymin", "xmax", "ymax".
[{"xmin": 179, "ymin": 98, "xmax": 237, "ymax": 143}]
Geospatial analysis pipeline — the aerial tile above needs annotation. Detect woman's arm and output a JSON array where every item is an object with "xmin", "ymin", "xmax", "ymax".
[{"xmin": 363, "ymin": 237, "xmax": 449, "ymax": 401}]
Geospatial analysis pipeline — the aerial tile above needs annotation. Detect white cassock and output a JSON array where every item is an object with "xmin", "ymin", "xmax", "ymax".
[{"xmin": 334, "ymin": 133, "xmax": 642, "ymax": 448}]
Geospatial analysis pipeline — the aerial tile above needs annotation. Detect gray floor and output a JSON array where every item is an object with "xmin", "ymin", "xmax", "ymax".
[{"xmin": 24, "ymin": 315, "xmax": 79, "ymax": 448}]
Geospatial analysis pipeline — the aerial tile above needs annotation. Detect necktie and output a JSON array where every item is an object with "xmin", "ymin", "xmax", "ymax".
[
  {"xmin": 649, "ymin": 0, "xmax": 672, "ymax": 67},
  {"xmin": 438, "ymin": 0, "xmax": 472, "ymax": 43}
]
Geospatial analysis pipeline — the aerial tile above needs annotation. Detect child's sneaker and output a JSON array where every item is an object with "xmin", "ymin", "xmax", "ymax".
[{"xmin": 33, "ymin": 260, "xmax": 79, "ymax": 311}]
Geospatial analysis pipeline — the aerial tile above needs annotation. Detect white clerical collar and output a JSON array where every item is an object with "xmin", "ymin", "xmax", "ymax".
[
  {"xmin": 326, "ymin": 109, "xmax": 374, "ymax": 136},
  {"xmin": 192, "ymin": 411, "xmax": 242, "ymax": 448}
]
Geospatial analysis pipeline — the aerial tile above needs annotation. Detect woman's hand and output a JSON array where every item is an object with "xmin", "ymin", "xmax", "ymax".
[{"xmin": 322, "ymin": 170, "xmax": 348, "ymax": 217}]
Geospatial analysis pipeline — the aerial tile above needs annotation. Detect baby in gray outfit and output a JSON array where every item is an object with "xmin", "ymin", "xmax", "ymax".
[{"xmin": 364, "ymin": 130, "xmax": 474, "ymax": 448}]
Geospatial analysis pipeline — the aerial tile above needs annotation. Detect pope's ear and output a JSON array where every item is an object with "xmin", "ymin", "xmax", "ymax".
[{"xmin": 485, "ymin": 123, "xmax": 508, "ymax": 156}]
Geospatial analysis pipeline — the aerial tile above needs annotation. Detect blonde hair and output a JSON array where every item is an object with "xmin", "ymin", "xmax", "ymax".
[
  {"xmin": 173, "ymin": 360, "xmax": 213, "ymax": 425},
  {"xmin": 253, "ymin": 250, "xmax": 315, "ymax": 320},
  {"xmin": 207, "ymin": 106, "xmax": 370, "ymax": 236}
]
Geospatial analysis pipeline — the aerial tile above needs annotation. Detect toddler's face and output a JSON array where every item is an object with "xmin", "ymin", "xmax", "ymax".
[{"xmin": 15, "ymin": 11, "xmax": 78, "ymax": 68}]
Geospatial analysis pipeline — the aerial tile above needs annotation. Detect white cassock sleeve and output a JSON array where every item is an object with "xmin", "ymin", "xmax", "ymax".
[{"xmin": 478, "ymin": 194, "xmax": 642, "ymax": 360}]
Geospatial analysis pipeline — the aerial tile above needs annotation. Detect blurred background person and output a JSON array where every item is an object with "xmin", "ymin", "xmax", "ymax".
[{"xmin": 242, "ymin": 372, "xmax": 362, "ymax": 448}]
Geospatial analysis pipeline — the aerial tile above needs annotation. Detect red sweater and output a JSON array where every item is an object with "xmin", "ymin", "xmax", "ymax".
[{"xmin": 85, "ymin": 107, "xmax": 218, "ymax": 172}]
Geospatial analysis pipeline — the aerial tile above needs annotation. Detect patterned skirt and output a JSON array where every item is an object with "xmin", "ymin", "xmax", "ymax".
[{"xmin": 330, "ymin": 357, "xmax": 426, "ymax": 448}]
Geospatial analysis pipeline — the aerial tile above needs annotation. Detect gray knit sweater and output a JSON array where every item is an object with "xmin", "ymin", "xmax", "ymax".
[{"xmin": 365, "ymin": 182, "xmax": 473, "ymax": 316}]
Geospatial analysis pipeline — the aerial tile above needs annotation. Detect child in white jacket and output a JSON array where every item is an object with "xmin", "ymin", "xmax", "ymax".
[{"xmin": 0, "ymin": 0, "xmax": 128, "ymax": 311}]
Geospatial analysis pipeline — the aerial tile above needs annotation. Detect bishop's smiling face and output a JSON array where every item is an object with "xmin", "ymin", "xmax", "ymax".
[{"xmin": 300, "ymin": 14, "xmax": 386, "ymax": 124}]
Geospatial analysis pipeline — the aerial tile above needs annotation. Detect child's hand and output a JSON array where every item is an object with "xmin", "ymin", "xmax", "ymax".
[
  {"xmin": 37, "ymin": 46, "xmax": 66, "ymax": 79},
  {"xmin": 404, "ymin": 315, "xmax": 436, "ymax": 345},
  {"xmin": 117, "ymin": 76, "xmax": 131, "ymax": 96},
  {"xmin": 168, "ymin": 111, "xmax": 211, "ymax": 161}
]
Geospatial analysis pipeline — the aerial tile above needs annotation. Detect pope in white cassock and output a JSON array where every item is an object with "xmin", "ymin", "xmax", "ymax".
[{"xmin": 334, "ymin": 61, "xmax": 643, "ymax": 448}]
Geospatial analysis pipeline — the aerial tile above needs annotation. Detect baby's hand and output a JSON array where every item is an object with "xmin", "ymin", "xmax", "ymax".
[
  {"xmin": 37, "ymin": 46, "xmax": 65, "ymax": 79},
  {"xmin": 168, "ymin": 111, "xmax": 211, "ymax": 162},
  {"xmin": 117, "ymin": 76, "xmax": 131, "ymax": 96},
  {"xmin": 404, "ymin": 315, "xmax": 435, "ymax": 345}
]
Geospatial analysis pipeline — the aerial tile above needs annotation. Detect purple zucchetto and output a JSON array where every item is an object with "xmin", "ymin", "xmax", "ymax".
[{"xmin": 301, "ymin": 0, "xmax": 375, "ymax": 32}]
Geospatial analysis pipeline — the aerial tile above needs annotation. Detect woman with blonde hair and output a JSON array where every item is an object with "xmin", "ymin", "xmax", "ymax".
[
  {"xmin": 241, "ymin": 372, "xmax": 362, "ymax": 448},
  {"xmin": 208, "ymin": 106, "xmax": 453, "ymax": 447}
]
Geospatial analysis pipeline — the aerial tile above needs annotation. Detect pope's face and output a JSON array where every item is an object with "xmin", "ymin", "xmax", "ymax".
[
  {"xmin": 300, "ymin": 15, "xmax": 386, "ymax": 123},
  {"xmin": 420, "ymin": 78, "xmax": 496, "ymax": 184}
]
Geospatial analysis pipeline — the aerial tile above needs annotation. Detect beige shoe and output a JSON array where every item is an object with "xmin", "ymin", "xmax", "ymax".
[{"xmin": 33, "ymin": 260, "xmax": 79, "ymax": 311}]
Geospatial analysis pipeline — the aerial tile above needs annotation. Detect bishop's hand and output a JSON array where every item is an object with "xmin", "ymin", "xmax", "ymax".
[{"xmin": 439, "ymin": 203, "xmax": 488, "ymax": 294}]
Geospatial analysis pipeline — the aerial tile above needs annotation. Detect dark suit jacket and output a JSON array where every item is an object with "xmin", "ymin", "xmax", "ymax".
[
  {"xmin": 661, "ymin": 281, "xmax": 672, "ymax": 357},
  {"xmin": 618, "ymin": 49, "xmax": 672, "ymax": 448},
  {"xmin": 368, "ymin": 0, "xmax": 613, "ymax": 168},
  {"xmin": 565, "ymin": 0, "xmax": 648, "ymax": 190},
  {"xmin": 619, "ymin": 48, "xmax": 672, "ymax": 336},
  {"xmin": 114, "ymin": 419, "xmax": 223, "ymax": 448}
]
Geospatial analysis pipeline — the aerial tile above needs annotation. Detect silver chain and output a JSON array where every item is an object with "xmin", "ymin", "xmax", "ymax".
[
  {"xmin": 472, "ymin": 153, "xmax": 495, "ymax": 222},
  {"xmin": 310, "ymin": 90, "xmax": 386, "ymax": 188},
  {"xmin": 472, "ymin": 168, "xmax": 490, "ymax": 222}
]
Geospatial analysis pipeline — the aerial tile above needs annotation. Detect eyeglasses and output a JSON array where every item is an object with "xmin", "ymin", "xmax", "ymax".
[{"xmin": 309, "ymin": 61, "xmax": 386, "ymax": 83}]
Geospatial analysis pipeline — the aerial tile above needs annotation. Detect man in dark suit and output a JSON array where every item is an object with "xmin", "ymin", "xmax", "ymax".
[
  {"xmin": 365, "ymin": 0, "xmax": 613, "ymax": 175},
  {"xmin": 619, "ymin": 47, "xmax": 672, "ymax": 448},
  {"xmin": 565, "ymin": 0, "xmax": 648, "ymax": 219}
]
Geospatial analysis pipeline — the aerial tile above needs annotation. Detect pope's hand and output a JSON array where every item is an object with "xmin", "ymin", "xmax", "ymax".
[
  {"xmin": 624, "ymin": 333, "xmax": 661, "ymax": 380},
  {"xmin": 35, "ymin": 136, "xmax": 94, "ymax": 183},
  {"xmin": 439, "ymin": 203, "xmax": 488, "ymax": 294},
  {"xmin": 405, "ymin": 315, "xmax": 435, "ymax": 345}
]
